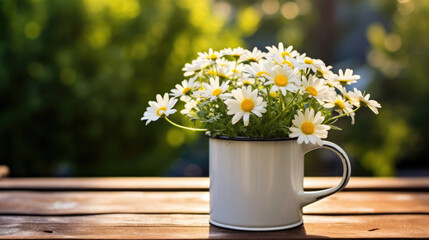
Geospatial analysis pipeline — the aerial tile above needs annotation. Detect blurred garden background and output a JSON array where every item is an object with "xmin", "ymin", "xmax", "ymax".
[{"xmin": 0, "ymin": 0, "xmax": 428, "ymax": 177}]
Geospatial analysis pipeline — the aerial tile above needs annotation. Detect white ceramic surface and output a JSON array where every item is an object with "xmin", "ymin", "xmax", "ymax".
[{"xmin": 209, "ymin": 137, "xmax": 351, "ymax": 231}]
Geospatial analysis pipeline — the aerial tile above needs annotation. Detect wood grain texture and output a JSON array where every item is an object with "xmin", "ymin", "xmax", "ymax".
[
  {"xmin": 1, "ymin": 214, "xmax": 428, "ymax": 239},
  {"xmin": 1, "ymin": 177, "xmax": 429, "ymax": 191},
  {"xmin": 1, "ymin": 177, "xmax": 429, "ymax": 239},
  {"xmin": 1, "ymin": 191, "xmax": 428, "ymax": 215}
]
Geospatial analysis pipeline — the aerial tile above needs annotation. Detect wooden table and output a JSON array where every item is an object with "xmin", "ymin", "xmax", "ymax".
[{"xmin": 0, "ymin": 177, "xmax": 428, "ymax": 239}]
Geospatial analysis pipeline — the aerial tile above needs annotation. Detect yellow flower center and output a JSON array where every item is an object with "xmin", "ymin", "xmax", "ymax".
[
  {"xmin": 301, "ymin": 121, "xmax": 315, "ymax": 135},
  {"xmin": 248, "ymin": 57, "xmax": 257, "ymax": 62},
  {"xmin": 281, "ymin": 52, "xmax": 290, "ymax": 58},
  {"xmin": 282, "ymin": 60, "xmax": 294, "ymax": 68},
  {"xmin": 244, "ymin": 80, "xmax": 252, "ymax": 85},
  {"xmin": 274, "ymin": 75, "xmax": 288, "ymax": 87},
  {"xmin": 240, "ymin": 99, "xmax": 254, "ymax": 112},
  {"xmin": 209, "ymin": 54, "xmax": 217, "ymax": 60},
  {"xmin": 338, "ymin": 79, "xmax": 349, "ymax": 84},
  {"xmin": 335, "ymin": 100, "xmax": 346, "ymax": 109},
  {"xmin": 256, "ymin": 71, "xmax": 269, "ymax": 77},
  {"xmin": 156, "ymin": 107, "xmax": 167, "ymax": 116},
  {"xmin": 305, "ymin": 86, "xmax": 318, "ymax": 96},
  {"xmin": 304, "ymin": 58, "xmax": 314, "ymax": 65},
  {"xmin": 182, "ymin": 87, "xmax": 192, "ymax": 95},
  {"xmin": 218, "ymin": 73, "xmax": 227, "ymax": 78},
  {"xmin": 269, "ymin": 91, "xmax": 277, "ymax": 97},
  {"xmin": 359, "ymin": 99, "xmax": 368, "ymax": 107},
  {"xmin": 212, "ymin": 88, "xmax": 222, "ymax": 97},
  {"xmin": 207, "ymin": 69, "xmax": 217, "ymax": 75},
  {"xmin": 232, "ymin": 69, "xmax": 239, "ymax": 73}
]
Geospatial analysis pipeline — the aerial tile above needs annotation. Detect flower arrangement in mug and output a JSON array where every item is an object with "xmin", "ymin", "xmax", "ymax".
[{"xmin": 141, "ymin": 43, "xmax": 381, "ymax": 145}]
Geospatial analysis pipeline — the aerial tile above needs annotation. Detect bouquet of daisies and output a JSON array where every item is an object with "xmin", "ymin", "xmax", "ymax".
[{"xmin": 141, "ymin": 43, "xmax": 380, "ymax": 145}]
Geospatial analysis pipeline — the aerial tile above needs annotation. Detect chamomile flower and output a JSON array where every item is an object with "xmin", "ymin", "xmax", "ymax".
[
  {"xmin": 141, "ymin": 93, "xmax": 177, "ymax": 125},
  {"xmin": 266, "ymin": 42, "xmax": 298, "ymax": 60},
  {"xmin": 289, "ymin": 108, "xmax": 330, "ymax": 146},
  {"xmin": 244, "ymin": 60, "xmax": 270, "ymax": 81},
  {"xmin": 301, "ymin": 75, "xmax": 334, "ymax": 104},
  {"xmin": 221, "ymin": 47, "xmax": 247, "ymax": 60},
  {"xmin": 338, "ymin": 86, "xmax": 360, "ymax": 107},
  {"xmin": 295, "ymin": 54, "xmax": 323, "ymax": 72},
  {"xmin": 182, "ymin": 59, "xmax": 211, "ymax": 77},
  {"xmin": 314, "ymin": 62, "xmax": 334, "ymax": 79},
  {"xmin": 330, "ymin": 69, "xmax": 360, "ymax": 86},
  {"xmin": 264, "ymin": 64, "xmax": 299, "ymax": 95},
  {"xmin": 324, "ymin": 95, "xmax": 356, "ymax": 124},
  {"xmin": 198, "ymin": 48, "xmax": 222, "ymax": 61},
  {"xmin": 201, "ymin": 77, "xmax": 230, "ymax": 100},
  {"xmin": 216, "ymin": 63, "xmax": 234, "ymax": 79},
  {"xmin": 237, "ymin": 77, "xmax": 255, "ymax": 87},
  {"xmin": 225, "ymin": 86, "xmax": 267, "ymax": 126},
  {"xmin": 231, "ymin": 63, "xmax": 245, "ymax": 79},
  {"xmin": 239, "ymin": 47, "xmax": 265, "ymax": 62},
  {"xmin": 180, "ymin": 98, "xmax": 199, "ymax": 117},
  {"xmin": 216, "ymin": 58, "xmax": 233, "ymax": 67},
  {"xmin": 351, "ymin": 88, "xmax": 381, "ymax": 114},
  {"xmin": 324, "ymin": 95, "xmax": 354, "ymax": 115},
  {"xmin": 170, "ymin": 76, "xmax": 199, "ymax": 101}
]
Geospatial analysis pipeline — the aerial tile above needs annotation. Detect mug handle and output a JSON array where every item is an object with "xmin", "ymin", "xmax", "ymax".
[{"xmin": 299, "ymin": 140, "xmax": 351, "ymax": 207}]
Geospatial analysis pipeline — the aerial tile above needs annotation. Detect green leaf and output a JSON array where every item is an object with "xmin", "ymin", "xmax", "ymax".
[{"xmin": 329, "ymin": 125, "xmax": 343, "ymax": 131}]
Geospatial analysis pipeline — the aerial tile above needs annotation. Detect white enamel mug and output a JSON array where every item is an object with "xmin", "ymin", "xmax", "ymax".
[{"xmin": 209, "ymin": 137, "xmax": 351, "ymax": 231}]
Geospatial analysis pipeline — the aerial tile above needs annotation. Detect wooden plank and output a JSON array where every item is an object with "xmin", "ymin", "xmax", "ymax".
[
  {"xmin": 0, "ymin": 177, "xmax": 209, "ymax": 191},
  {"xmin": 1, "ymin": 177, "xmax": 429, "ymax": 191},
  {"xmin": 1, "ymin": 191, "xmax": 428, "ymax": 215},
  {"xmin": 0, "ymin": 214, "xmax": 428, "ymax": 239}
]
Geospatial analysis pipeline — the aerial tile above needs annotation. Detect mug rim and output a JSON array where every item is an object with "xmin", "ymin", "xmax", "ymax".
[{"xmin": 206, "ymin": 134, "xmax": 297, "ymax": 142}]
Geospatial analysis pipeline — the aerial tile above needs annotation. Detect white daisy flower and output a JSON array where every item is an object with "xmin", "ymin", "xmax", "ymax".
[
  {"xmin": 216, "ymin": 63, "xmax": 234, "ymax": 79},
  {"xmin": 201, "ymin": 77, "xmax": 230, "ymax": 100},
  {"xmin": 264, "ymin": 64, "xmax": 299, "ymax": 95},
  {"xmin": 225, "ymin": 86, "xmax": 267, "ymax": 126},
  {"xmin": 231, "ymin": 63, "xmax": 246, "ymax": 79},
  {"xmin": 244, "ymin": 60, "xmax": 270, "ymax": 81},
  {"xmin": 220, "ymin": 47, "xmax": 247, "ymax": 60},
  {"xmin": 324, "ymin": 95, "xmax": 356, "ymax": 124},
  {"xmin": 261, "ymin": 87, "xmax": 279, "ymax": 98},
  {"xmin": 301, "ymin": 75, "xmax": 335, "ymax": 104},
  {"xmin": 170, "ymin": 76, "xmax": 199, "ymax": 101},
  {"xmin": 294, "ymin": 54, "xmax": 323, "ymax": 72},
  {"xmin": 351, "ymin": 88, "xmax": 381, "ymax": 114},
  {"xmin": 324, "ymin": 95, "xmax": 354, "ymax": 115},
  {"xmin": 182, "ymin": 59, "xmax": 211, "ymax": 77},
  {"xmin": 279, "ymin": 58, "xmax": 297, "ymax": 69},
  {"xmin": 289, "ymin": 108, "xmax": 330, "ymax": 146},
  {"xmin": 338, "ymin": 86, "xmax": 360, "ymax": 107},
  {"xmin": 141, "ymin": 93, "xmax": 177, "ymax": 125},
  {"xmin": 314, "ymin": 61, "xmax": 334, "ymax": 78},
  {"xmin": 266, "ymin": 42, "xmax": 299, "ymax": 60},
  {"xmin": 239, "ymin": 47, "xmax": 265, "ymax": 63},
  {"xmin": 180, "ymin": 98, "xmax": 199, "ymax": 117},
  {"xmin": 215, "ymin": 58, "xmax": 233, "ymax": 67},
  {"xmin": 237, "ymin": 77, "xmax": 255, "ymax": 87},
  {"xmin": 198, "ymin": 48, "xmax": 222, "ymax": 61},
  {"xmin": 331, "ymin": 69, "xmax": 360, "ymax": 86}
]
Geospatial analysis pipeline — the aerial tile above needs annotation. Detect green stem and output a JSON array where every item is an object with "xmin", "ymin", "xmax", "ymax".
[
  {"xmin": 284, "ymin": 90, "xmax": 301, "ymax": 110},
  {"xmin": 198, "ymin": 74, "xmax": 203, "ymax": 88},
  {"xmin": 164, "ymin": 116, "xmax": 207, "ymax": 132}
]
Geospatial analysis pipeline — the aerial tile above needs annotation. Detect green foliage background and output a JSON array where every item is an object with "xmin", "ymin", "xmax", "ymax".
[
  {"xmin": 0, "ymin": 0, "xmax": 428, "ymax": 176},
  {"xmin": 0, "ymin": 0, "xmax": 251, "ymax": 176}
]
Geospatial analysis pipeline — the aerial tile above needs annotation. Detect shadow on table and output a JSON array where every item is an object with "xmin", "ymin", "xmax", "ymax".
[{"xmin": 208, "ymin": 224, "xmax": 327, "ymax": 239}]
